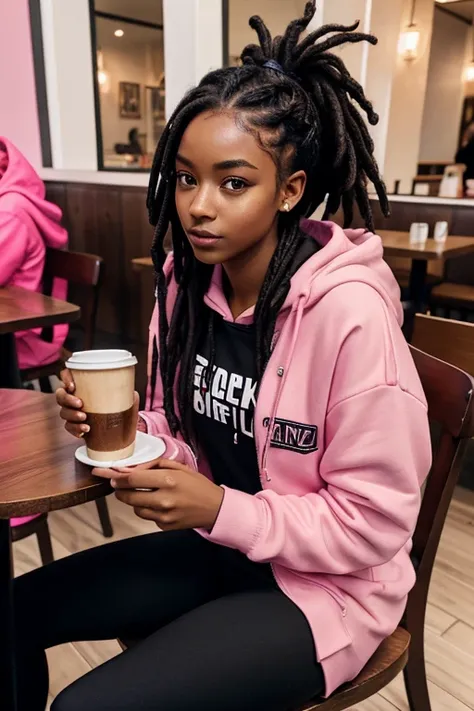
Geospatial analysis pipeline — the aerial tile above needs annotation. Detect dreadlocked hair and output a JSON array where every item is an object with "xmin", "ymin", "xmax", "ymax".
[{"xmin": 147, "ymin": 0, "xmax": 390, "ymax": 445}]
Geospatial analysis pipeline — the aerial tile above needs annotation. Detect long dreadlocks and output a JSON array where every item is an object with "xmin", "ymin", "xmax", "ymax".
[{"xmin": 146, "ymin": 0, "xmax": 390, "ymax": 445}]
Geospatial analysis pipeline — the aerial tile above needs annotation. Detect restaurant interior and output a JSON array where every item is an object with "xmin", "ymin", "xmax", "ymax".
[{"xmin": 2, "ymin": 0, "xmax": 474, "ymax": 709}]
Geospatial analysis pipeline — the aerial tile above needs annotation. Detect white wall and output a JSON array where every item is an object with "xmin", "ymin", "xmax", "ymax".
[
  {"xmin": 317, "ymin": 0, "xmax": 370, "ymax": 84},
  {"xmin": 40, "ymin": 0, "xmax": 97, "ymax": 170},
  {"xmin": 383, "ymin": 0, "xmax": 435, "ymax": 194},
  {"xmin": 163, "ymin": 0, "xmax": 222, "ymax": 117},
  {"xmin": 419, "ymin": 9, "xmax": 469, "ymax": 163}
]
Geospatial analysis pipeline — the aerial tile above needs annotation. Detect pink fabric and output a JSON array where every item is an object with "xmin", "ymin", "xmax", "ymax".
[
  {"xmin": 11, "ymin": 515, "xmax": 40, "ymax": 527},
  {"xmin": 140, "ymin": 220, "xmax": 431, "ymax": 696},
  {"xmin": 0, "ymin": 137, "xmax": 68, "ymax": 369}
]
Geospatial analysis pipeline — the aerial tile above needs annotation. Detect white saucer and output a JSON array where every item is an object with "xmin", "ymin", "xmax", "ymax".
[{"xmin": 75, "ymin": 431, "xmax": 166, "ymax": 468}]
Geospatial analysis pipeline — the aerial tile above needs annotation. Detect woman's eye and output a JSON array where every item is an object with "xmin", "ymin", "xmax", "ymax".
[
  {"xmin": 177, "ymin": 172, "xmax": 196, "ymax": 187},
  {"xmin": 223, "ymin": 177, "xmax": 248, "ymax": 192}
]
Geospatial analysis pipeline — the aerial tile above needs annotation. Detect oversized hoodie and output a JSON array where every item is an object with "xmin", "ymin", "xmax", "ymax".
[
  {"xmin": 139, "ymin": 219, "xmax": 432, "ymax": 696},
  {"xmin": 0, "ymin": 137, "xmax": 68, "ymax": 369}
]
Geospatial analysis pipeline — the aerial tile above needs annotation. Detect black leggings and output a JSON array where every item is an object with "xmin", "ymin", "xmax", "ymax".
[{"xmin": 14, "ymin": 530, "xmax": 324, "ymax": 711}]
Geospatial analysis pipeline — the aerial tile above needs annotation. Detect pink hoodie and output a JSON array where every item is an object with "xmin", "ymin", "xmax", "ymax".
[
  {"xmin": 139, "ymin": 219, "xmax": 431, "ymax": 696},
  {"xmin": 0, "ymin": 137, "xmax": 68, "ymax": 370}
]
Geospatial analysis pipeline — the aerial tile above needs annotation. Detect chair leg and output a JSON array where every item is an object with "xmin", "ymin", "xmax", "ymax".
[
  {"xmin": 36, "ymin": 517, "xmax": 54, "ymax": 566},
  {"xmin": 403, "ymin": 605, "xmax": 432, "ymax": 711},
  {"xmin": 38, "ymin": 376, "xmax": 53, "ymax": 393},
  {"xmin": 96, "ymin": 497, "xmax": 114, "ymax": 538}
]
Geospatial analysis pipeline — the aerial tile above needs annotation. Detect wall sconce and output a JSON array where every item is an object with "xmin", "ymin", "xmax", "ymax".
[
  {"xmin": 398, "ymin": 0, "xmax": 420, "ymax": 61},
  {"xmin": 465, "ymin": 62, "xmax": 474, "ymax": 83}
]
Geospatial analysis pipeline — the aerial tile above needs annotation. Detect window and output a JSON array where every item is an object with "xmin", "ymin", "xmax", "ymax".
[{"xmin": 91, "ymin": 0, "xmax": 165, "ymax": 170}]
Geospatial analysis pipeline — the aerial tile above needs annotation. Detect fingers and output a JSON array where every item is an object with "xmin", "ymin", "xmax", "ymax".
[
  {"xmin": 114, "ymin": 458, "xmax": 189, "ymax": 474},
  {"xmin": 56, "ymin": 387, "xmax": 83, "ymax": 410},
  {"xmin": 60, "ymin": 368, "xmax": 75, "ymax": 393},
  {"xmin": 56, "ymin": 370, "xmax": 85, "ymax": 439},
  {"xmin": 65, "ymin": 422, "xmax": 90, "ymax": 438}
]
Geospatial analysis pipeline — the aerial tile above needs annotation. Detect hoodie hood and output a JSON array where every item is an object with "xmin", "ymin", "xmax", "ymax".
[
  {"xmin": 0, "ymin": 137, "xmax": 67, "ymax": 249},
  {"xmin": 284, "ymin": 218, "xmax": 403, "ymax": 326},
  {"xmin": 204, "ymin": 218, "xmax": 403, "ymax": 327}
]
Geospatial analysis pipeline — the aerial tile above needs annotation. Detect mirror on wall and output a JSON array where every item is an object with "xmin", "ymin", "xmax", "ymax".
[{"xmin": 91, "ymin": 0, "xmax": 165, "ymax": 171}]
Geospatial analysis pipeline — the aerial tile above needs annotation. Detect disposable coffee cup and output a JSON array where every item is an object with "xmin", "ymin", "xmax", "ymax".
[{"xmin": 66, "ymin": 350, "xmax": 138, "ymax": 462}]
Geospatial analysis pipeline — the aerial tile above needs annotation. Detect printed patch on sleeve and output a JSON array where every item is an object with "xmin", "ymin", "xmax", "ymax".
[{"xmin": 264, "ymin": 418, "xmax": 318, "ymax": 454}]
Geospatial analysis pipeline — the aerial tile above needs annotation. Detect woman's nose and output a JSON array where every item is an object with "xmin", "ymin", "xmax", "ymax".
[{"xmin": 189, "ymin": 187, "xmax": 217, "ymax": 221}]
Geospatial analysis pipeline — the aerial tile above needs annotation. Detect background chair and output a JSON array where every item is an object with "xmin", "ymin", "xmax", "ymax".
[
  {"xmin": 119, "ymin": 318, "xmax": 474, "ymax": 711},
  {"xmin": 13, "ymin": 248, "xmax": 113, "ymax": 564},
  {"xmin": 21, "ymin": 247, "xmax": 104, "ymax": 387}
]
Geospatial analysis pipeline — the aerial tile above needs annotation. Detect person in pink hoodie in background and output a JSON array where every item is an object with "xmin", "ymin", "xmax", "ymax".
[
  {"xmin": 0, "ymin": 136, "xmax": 68, "ymax": 371},
  {"xmin": 15, "ymin": 5, "xmax": 432, "ymax": 711},
  {"xmin": 0, "ymin": 137, "xmax": 68, "ymax": 529}
]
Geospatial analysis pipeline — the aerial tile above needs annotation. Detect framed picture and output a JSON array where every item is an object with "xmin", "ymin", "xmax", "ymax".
[{"xmin": 119, "ymin": 82, "xmax": 141, "ymax": 119}]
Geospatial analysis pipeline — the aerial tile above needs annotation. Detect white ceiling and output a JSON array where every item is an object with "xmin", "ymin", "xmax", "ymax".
[
  {"xmin": 94, "ymin": 0, "xmax": 163, "ymax": 25},
  {"xmin": 436, "ymin": 0, "xmax": 474, "ymax": 21}
]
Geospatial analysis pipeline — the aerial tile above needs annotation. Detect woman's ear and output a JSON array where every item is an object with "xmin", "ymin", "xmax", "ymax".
[{"xmin": 279, "ymin": 170, "xmax": 307, "ymax": 213}]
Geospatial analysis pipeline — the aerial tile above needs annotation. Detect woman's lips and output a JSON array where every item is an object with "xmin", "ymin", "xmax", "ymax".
[{"xmin": 188, "ymin": 230, "xmax": 223, "ymax": 248}]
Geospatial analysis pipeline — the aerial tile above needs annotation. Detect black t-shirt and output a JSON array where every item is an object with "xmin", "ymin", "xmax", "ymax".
[
  {"xmin": 192, "ymin": 235, "xmax": 320, "ymax": 495},
  {"xmin": 193, "ymin": 318, "xmax": 261, "ymax": 494}
]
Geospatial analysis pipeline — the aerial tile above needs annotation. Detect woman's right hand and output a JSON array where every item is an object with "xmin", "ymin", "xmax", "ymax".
[{"xmin": 56, "ymin": 368, "xmax": 90, "ymax": 439}]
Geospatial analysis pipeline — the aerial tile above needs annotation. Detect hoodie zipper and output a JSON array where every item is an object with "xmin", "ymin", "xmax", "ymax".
[{"xmin": 258, "ymin": 297, "xmax": 306, "ymax": 483}]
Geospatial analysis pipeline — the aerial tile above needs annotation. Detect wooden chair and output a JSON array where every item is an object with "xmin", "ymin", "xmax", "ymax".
[
  {"xmin": 14, "ymin": 248, "xmax": 113, "ymax": 562},
  {"xmin": 21, "ymin": 248, "xmax": 104, "ymax": 386},
  {"xmin": 119, "ymin": 324, "xmax": 474, "ymax": 711}
]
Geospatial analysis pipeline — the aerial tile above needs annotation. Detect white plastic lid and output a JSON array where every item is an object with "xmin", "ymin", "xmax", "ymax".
[{"xmin": 65, "ymin": 349, "xmax": 137, "ymax": 371}]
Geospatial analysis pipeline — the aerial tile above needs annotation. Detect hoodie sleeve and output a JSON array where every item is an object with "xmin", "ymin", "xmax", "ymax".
[
  {"xmin": 0, "ymin": 213, "xmax": 28, "ymax": 286},
  {"xmin": 202, "ymin": 291, "xmax": 431, "ymax": 574},
  {"xmin": 138, "ymin": 257, "xmax": 197, "ymax": 470},
  {"xmin": 204, "ymin": 385, "xmax": 428, "ymax": 573}
]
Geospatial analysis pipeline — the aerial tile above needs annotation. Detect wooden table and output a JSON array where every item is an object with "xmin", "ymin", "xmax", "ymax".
[
  {"xmin": 0, "ymin": 286, "xmax": 80, "ymax": 388},
  {"xmin": 0, "ymin": 389, "xmax": 111, "ymax": 710},
  {"xmin": 131, "ymin": 257, "xmax": 153, "ymax": 273},
  {"xmin": 380, "ymin": 231, "xmax": 474, "ymax": 337}
]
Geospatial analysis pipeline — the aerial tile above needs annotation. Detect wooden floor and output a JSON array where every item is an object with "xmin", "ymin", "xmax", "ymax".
[{"xmin": 13, "ymin": 487, "xmax": 474, "ymax": 710}]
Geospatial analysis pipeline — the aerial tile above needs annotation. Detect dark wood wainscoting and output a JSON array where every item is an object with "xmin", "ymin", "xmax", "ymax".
[
  {"xmin": 46, "ymin": 183, "xmax": 474, "ymax": 345},
  {"xmin": 45, "ymin": 181, "xmax": 154, "ymax": 347}
]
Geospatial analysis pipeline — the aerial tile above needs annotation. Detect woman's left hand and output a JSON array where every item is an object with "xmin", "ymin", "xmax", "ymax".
[{"xmin": 93, "ymin": 459, "xmax": 224, "ymax": 531}]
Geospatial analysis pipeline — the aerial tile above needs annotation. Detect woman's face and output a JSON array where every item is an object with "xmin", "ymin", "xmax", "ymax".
[{"xmin": 174, "ymin": 110, "xmax": 305, "ymax": 266}]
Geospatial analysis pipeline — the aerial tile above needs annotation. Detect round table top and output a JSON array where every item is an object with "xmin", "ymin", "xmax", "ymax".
[{"xmin": 0, "ymin": 389, "xmax": 111, "ymax": 519}]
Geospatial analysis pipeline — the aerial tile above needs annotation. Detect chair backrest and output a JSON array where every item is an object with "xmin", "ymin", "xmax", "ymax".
[
  {"xmin": 408, "ymin": 316, "xmax": 474, "ymax": 619},
  {"xmin": 43, "ymin": 248, "xmax": 104, "ymax": 351},
  {"xmin": 412, "ymin": 313, "xmax": 474, "ymax": 376}
]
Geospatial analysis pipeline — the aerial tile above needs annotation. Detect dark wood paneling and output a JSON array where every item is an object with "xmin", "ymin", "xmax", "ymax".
[
  {"xmin": 63, "ymin": 185, "xmax": 124, "ymax": 334},
  {"xmin": 45, "ymin": 182, "xmax": 474, "ymax": 341},
  {"xmin": 120, "ymin": 188, "xmax": 155, "ymax": 342},
  {"xmin": 46, "ymin": 181, "xmax": 151, "ymax": 342}
]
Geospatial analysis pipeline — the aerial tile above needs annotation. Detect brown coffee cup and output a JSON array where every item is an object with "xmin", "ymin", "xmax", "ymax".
[{"xmin": 66, "ymin": 350, "xmax": 138, "ymax": 461}]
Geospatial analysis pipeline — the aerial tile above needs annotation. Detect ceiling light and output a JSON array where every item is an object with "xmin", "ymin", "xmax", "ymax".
[{"xmin": 114, "ymin": 29, "xmax": 124, "ymax": 37}]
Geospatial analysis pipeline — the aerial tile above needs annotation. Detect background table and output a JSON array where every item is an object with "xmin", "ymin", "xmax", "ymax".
[
  {"xmin": 0, "ymin": 286, "xmax": 80, "ymax": 388},
  {"xmin": 379, "ymin": 231, "xmax": 474, "ymax": 309},
  {"xmin": 379, "ymin": 231, "xmax": 474, "ymax": 337},
  {"xmin": 0, "ymin": 389, "xmax": 111, "ymax": 710}
]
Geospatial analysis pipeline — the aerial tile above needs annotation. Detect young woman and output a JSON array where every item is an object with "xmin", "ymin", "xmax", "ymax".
[{"xmin": 15, "ymin": 4, "xmax": 431, "ymax": 710}]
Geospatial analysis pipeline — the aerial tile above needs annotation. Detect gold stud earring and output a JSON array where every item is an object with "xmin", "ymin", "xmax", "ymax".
[{"xmin": 282, "ymin": 201, "xmax": 291, "ymax": 212}]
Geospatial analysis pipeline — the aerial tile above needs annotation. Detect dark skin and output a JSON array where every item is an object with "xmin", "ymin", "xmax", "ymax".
[{"xmin": 55, "ymin": 109, "xmax": 306, "ymax": 530}]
